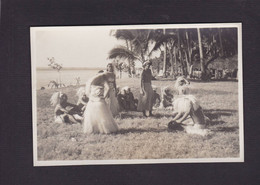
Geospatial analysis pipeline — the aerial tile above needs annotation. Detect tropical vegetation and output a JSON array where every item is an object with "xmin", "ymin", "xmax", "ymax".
[{"xmin": 108, "ymin": 28, "xmax": 238, "ymax": 81}]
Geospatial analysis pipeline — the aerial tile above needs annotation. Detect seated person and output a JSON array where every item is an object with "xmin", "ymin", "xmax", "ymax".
[
  {"xmin": 50, "ymin": 92, "xmax": 83, "ymax": 124},
  {"xmin": 124, "ymin": 86, "xmax": 138, "ymax": 111},
  {"xmin": 117, "ymin": 88, "xmax": 127, "ymax": 111},
  {"xmin": 76, "ymin": 87, "xmax": 89, "ymax": 112},
  {"xmin": 160, "ymin": 86, "xmax": 174, "ymax": 108},
  {"xmin": 151, "ymin": 85, "xmax": 161, "ymax": 108}
]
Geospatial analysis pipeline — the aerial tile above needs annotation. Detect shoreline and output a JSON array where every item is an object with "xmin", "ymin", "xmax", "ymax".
[{"xmin": 36, "ymin": 67, "xmax": 106, "ymax": 71}]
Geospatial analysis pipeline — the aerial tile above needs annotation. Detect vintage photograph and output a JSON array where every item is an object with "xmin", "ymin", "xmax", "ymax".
[{"xmin": 31, "ymin": 23, "xmax": 243, "ymax": 166}]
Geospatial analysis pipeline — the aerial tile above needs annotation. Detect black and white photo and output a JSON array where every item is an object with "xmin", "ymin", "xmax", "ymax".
[{"xmin": 31, "ymin": 23, "xmax": 243, "ymax": 166}]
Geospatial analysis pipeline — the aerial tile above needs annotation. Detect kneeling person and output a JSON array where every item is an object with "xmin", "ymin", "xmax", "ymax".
[{"xmin": 168, "ymin": 95, "xmax": 210, "ymax": 136}]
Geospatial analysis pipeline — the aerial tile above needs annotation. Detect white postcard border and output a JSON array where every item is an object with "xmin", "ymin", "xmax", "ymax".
[{"xmin": 31, "ymin": 23, "xmax": 243, "ymax": 166}]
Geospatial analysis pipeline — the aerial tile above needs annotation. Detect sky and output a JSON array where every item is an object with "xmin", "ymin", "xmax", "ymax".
[
  {"xmin": 32, "ymin": 24, "xmax": 240, "ymax": 68},
  {"xmin": 33, "ymin": 27, "xmax": 124, "ymax": 68}
]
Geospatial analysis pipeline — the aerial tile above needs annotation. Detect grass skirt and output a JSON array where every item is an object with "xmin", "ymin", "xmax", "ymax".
[{"xmin": 83, "ymin": 85, "xmax": 119, "ymax": 134}]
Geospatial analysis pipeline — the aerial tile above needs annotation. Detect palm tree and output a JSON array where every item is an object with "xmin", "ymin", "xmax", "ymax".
[
  {"xmin": 162, "ymin": 29, "xmax": 167, "ymax": 77},
  {"xmin": 196, "ymin": 28, "xmax": 222, "ymax": 80},
  {"xmin": 108, "ymin": 29, "xmax": 167, "ymax": 67},
  {"xmin": 218, "ymin": 28, "xmax": 224, "ymax": 57},
  {"xmin": 164, "ymin": 29, "xmax": 177, "ymax": 76},
  {"xmin": 197, "ymin": 28, "xmax": 205, "ymax": 75}
]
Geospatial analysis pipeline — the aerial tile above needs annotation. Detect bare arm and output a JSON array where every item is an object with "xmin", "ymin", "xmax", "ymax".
[{"xmin": 77, "ymin": 98, "xmax": 88, "ymax": 106}]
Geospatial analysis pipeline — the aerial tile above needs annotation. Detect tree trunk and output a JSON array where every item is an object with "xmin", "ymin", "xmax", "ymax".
[
  {"xmin": 197, "ymin": 28, "xmax": 205, "ymax": 74},
  {"xmin": 185, "ymin": 30, "xmax": 192, "ymax": 64},
  {"xmin": 218, "ymin": 28, "xmax": 224, "ymax": 57},
  {"xmin": 169, "ymin": 48, "xmax": 174, "ymax": 76},
  {"xmin": 189, "ymin": 64, "xmax": 194, "ymax": 78},
  {"xmin": 177, "ymin": 30, "xmax": 184, "ymax": 76},
  {"xmin": 126, "ymin": 40, "xmax": 132, "ymax": 77},
  {"xmin": 184, "ymin": 51, "xmax": 190, "ymax": 77},
  {"xmin": 128, "ymin": 60, "xmax": 132, "ymax": 77},
  {"xmin": 179, "ymin": 50, "xmax": 184, "ymax": 76},
  {"xmin": 173, "ymin": 46, "xmax": 177, "ymax": 75},
  {"xmin": 162, "ymin": 29, "xmax": 167, "ymax": 77}
]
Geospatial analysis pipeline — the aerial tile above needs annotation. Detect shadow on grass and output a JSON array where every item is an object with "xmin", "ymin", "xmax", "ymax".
[
  {"xmin": 153, "ymin": 77, "xmax": 238, "ymax": 83},
  {"xmin": 119, "ymin": 112, "xmax": 174, "ymax": 119},
  {"xmin": 208, "ymin": 120, "xmax": 225, "ymax": 126},
  {"xmin": 212, "ymin": 126, "xmax": 238, "ymax": 133},
  {"xmin": 192, "ymin": 88, "xmax": 238, "ymax": 95},
  {"xmin": 118, "ymin": 127, "xmax": 167, "ymax": 134},
  {"xmin": 119, "ymin": 112, "xmax": 143, "ymax": 119},
  {"xmin": 120, "ymin": 109, "xmax": 237, "ymax": 120},
  {"xmin": 188, "ymin": 78, "xmax": 238, "ymax": 83},
  {"xmin": 204, "ymin": 109, "xmax": 237, "ymax": 120}
]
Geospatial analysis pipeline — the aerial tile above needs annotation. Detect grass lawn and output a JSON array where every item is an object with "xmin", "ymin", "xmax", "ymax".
[{"xmin": 36, "ymin": 78, "xmax": 240, "ymax": 161}]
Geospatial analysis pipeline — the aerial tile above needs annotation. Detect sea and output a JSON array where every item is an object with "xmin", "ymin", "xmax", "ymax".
[
  {"xmin": 35, "ymin": 68, "xmax": 104, "ymax": 90},
  {"xmin": 35, "ymin": 68, "xmax": 131, "ymax": 90}
]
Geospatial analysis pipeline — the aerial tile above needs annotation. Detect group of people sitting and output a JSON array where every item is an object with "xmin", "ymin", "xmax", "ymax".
[
  {"xmin": 49, "ymin": 62, "xmax": 210, "ymax": 136},
  {"xmin": 117, "ymin": 86, "xmax": 138, "ymax": 111},
  {"xmin": 50, "ymin": 83, "xmax": 179, "ymax": 125}
]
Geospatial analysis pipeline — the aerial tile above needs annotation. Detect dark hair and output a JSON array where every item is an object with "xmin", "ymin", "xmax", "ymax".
[
  {"xmin": 61, "ymin": 93, "xmax": 68, "ymax": 99},
  {"xmin": 60, "ymin": 93, "xmax": 68, "ymax": 104},
  {"xmin": 98, "ymin": 70, "xmax": 104, "ymax": 73},
  {"xmin": 107, "ymin": 63, "xmax": 114, "ymax": 72}
]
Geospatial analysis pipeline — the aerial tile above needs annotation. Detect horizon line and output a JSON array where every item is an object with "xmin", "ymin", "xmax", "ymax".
[{"xmin": 36, "ymin": 66, "xmax": 106, "ymax": 70}]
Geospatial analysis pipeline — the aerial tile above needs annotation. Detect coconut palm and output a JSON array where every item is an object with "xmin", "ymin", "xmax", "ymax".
[
  {"xmin": 197, "ymin": 28, "xmax": 222, "ymax": 80},
  {"xmin": 165, "ymin": 29, "xmax": 194, "ymax": 77},
  {"xmin": 108, "ymin": 29, "xmax": 168, "ymax": 67}
]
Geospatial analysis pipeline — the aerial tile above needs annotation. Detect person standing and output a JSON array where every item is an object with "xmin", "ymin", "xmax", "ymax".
[
  {"xmin": 83, "ymin": 72, "xmax": 119, "ymax": 134},
  {"xmin": 137, "ymin": 61, "xmax": 154, "ymax": 117},
  {"xmin": 105, "ymin": 63, "xmax": 120, "ymax": 117}
]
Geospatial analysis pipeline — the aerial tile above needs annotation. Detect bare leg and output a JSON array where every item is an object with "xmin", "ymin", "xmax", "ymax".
[
  {"xmin": 73, "ymin": 114, "xmax": 83, "ymax": 120},
  {"xmin": 68, "ymin": 115, "xmax": 80, "ymax": 124}
]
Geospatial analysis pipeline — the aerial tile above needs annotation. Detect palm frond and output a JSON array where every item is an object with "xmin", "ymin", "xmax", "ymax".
[
  {"xmin": 113, "ymin": 30, "xmax": 135, "ymax": 41},
  {"xmin": 108, "ymin": 46, "xmax": 142, "ymax": 62},
  {"xmin": 148, "ymin": 34, "xmax": 177, "ymax": 57}
]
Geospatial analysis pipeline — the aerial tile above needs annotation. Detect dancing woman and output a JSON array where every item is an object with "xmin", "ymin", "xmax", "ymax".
[
  {"xmin": 105, "ymin": 63, "xmax": 120, "ymax": 117},
  {"xmin": 83, "ymin": 72, "xmax": 119, "ymax": 134},
  {"xmin": 137, "ymin": 61, "xmax": 154, "ymax": 117}
]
